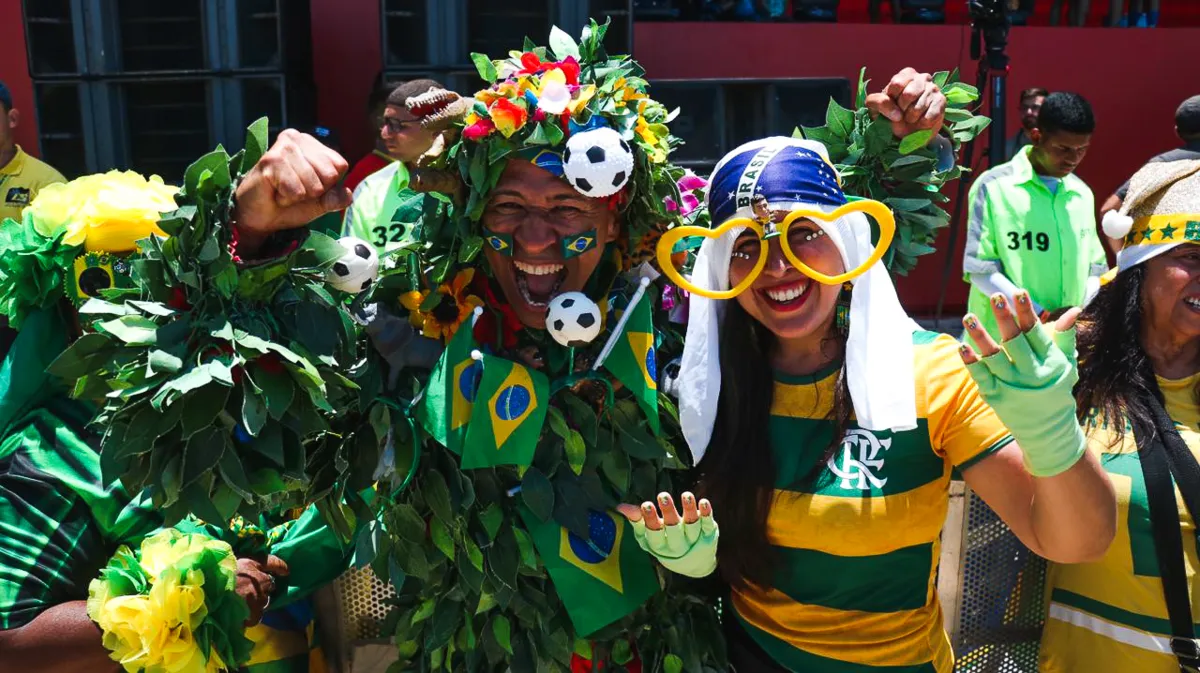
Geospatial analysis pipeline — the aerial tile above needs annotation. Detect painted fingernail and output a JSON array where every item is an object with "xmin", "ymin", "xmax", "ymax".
[
  {"xmin": 959, "ymin": 344, "xmax": 971, "ymax": 357},
  {"xmin": 643, "ymin": 503, "xmax": 655, "ymax": 513},
  {"xmin": 1016, "ymin": 292, "xmax": 1029, "ymax": 305},
  {"xmin": 964, "ymin": 315, "xmax": 979, "ymax": 330},
  {"xmin": 992, "ymin": 294, "xmax": 1007, "ymax": 309}
]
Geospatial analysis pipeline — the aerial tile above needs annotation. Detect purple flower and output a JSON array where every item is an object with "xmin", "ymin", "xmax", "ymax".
[{"xmin": 667, "ymin": 170, "xmax": 708, "ymax": 218}]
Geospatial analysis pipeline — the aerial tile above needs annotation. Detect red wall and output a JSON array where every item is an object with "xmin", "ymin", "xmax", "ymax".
[
  {"xmin": 310, "ymin": 0, "xmax": 382, "ymax": 163},
  {"xmin": 1, "ymin": 0, "xmax": 38, "ymax": 155},
  {"xmin": 633, "ymin": 22, "xmax": 1200, "ymax": 313}
]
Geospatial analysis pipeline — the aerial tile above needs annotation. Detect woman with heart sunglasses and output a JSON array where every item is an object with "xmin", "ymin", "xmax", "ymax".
[{"xmin": 619, "ymin": 86, "xmax": 1117, "ymax": 670}]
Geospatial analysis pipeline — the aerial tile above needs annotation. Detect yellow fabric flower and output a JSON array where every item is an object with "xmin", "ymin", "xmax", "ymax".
[
  {"xmin": 566, "ymin": 84, "xmax": 595, "ymax": 115},
  {"xmin": 613, "ymin": 77, "xmax": 648, "ymax": 107},
  {"xmin": 27, "ymin": 170, "xmax": 177, "ymax": 253},
  {"xmin": 400, "ymin": 268, "xmax": 485, "ymax": 341}
]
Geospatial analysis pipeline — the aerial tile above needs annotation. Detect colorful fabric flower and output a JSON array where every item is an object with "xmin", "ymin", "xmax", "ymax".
[
  {"xmin": 664, "ymin": 170, "xmax": 708, "ymax": 217},
  {"xmin": 400, "ymin": 268, "xmax": 486, "ymax": 341},
  {"xmin": 516, "ymin": 52, "xmax": 546, "ymax": 75},
  {"xmin": 566, "ymin": 84, "xmax": 595, "ymax": 115},
  {"xmin": 536, "ymin": 68, "xmax": 572, "ymax": 115},
  {"xmin": 27, "ymin": 170, "xmax": 176, "ymax": 252},
  {"xmin": 555, "ymin": 57, "xmax": 581, "ymax": 86},
  {"xmin": 463, "ymin": 117, "xmax": 497, "ymax": 141},
  {"xmin": 87, "ymin": 529, "xmax": 249, "ymax": 673},
  {"xmin": 489, "ymin": 98, "xmax": 529, "ymax": 138},
  {"xmin": 612, "ymin": 77, "xmax": 648, "ymax": 107},
  {"xmin": 475, "ymin": 80, "xmax": 520, "ymax": 106}
]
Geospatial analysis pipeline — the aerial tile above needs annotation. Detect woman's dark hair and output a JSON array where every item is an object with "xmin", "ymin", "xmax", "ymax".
[
  {"xmin": 1075, "ymin": 264, "xmax": 1185, "ymax": 442},
  {"xmin": 698, "ymin": 300, "xmax": 852, "ymax": 589}
]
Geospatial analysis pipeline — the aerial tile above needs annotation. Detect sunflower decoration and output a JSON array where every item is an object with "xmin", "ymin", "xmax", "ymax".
[{"xmin": 399, "ymin": 267, "xmax": 484, "ymax": 340}]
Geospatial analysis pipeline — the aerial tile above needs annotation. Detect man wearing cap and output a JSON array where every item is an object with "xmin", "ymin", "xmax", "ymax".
[
  {"xmin": 341, "ymin": 78, "xmax": 445, "ymax": 254},
  {"xmin": 1100, "ymin": 94, "xmax": 1200, "ymax": 252},
  {"xmin": 0, "ymin": 81, "xmax": 66, "ymax": 224}
]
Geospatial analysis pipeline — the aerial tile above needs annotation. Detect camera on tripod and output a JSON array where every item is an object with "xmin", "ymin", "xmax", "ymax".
[{"xmin": 966, "ymin": 0, "xmax": 1010, "ymax": 68}]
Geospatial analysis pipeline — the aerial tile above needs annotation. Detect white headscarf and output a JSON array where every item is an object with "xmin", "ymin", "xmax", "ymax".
[{"xmin": 677, "ymin": 137, "xmax": 919, "ymax": 464}]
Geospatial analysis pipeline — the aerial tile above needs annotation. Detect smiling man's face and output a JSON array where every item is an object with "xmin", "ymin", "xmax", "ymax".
[{"xmin": 481, "ymin": 158, "xmax": 619, "ymax": 330}]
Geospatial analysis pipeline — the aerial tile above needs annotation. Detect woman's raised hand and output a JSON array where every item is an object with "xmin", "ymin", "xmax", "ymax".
[
  {"xmin": 959, "ymin": 291, "xmax": 1088, "ymax": 478},
  {"xmin": 616, "ymin": 492, "xmax": 719, "ymax": 579}
]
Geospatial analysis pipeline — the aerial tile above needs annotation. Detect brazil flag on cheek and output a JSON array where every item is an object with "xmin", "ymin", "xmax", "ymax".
[{"xmin": 460, "ymin": 354, "xmax": 549, "ymax": 469}]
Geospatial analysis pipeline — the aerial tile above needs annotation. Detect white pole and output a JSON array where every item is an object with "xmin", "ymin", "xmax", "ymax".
[{"xmin": 593, "ymin": 276, "xmax": 652, "ymax": 370}]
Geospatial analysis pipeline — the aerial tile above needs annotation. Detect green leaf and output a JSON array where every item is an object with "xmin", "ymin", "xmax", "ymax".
[
  {"xmin": 391, "ymin": 503, "xmax": 427, "ymax": 543},
  {"xmin": 664, "ymin": 654, "xmax": 684, "ymax": 673},
  {"xmin": 430, "ymin": 517, "xmax": 455, "ymax": 560},
  {"xmin": 513, "ymin": 526, "xmax": 538, "ymax": 570},
  {"xmin": 184, "ymin": 148, "xmax": 232, "ymax": 194},
  {"xmin": 493, "ymin": 616, "xmax": 513, "ymax": 655},
  {"xmin": 549, "ymin": 25, "xmax": 580, "ymax": 60},
  {"xmin": 296, "ymin": 231, "xmax": 348, "ymax": 270},
  {"xmin": 412, "ymin": 598, "xmax": 436, "ymax": 624},
  {"xmin": 521, "ymin": 467, "xmax": 555, "ymax": 521},
  {"xmin": 148, "ymin": 349, "xmax": 183, "ymax": 375},
  {"xmin": 855, "ymin": 66, "xmax": 869, "ymax": 108},
  {"xmin": 944, "ymin": 82, "xmax": 979, "ymax": 104},
  {"xmin": 183, "ymin": 426, "xmax": 226, "ymax": 488},
  {"xmin": 950, "ymin": 114, "xmax": 992, "ymax": 140},
  {"xmin": 179, "ymin": 383, "xmax": 230, "ymax": 438},
  {"xmin": 458, "ymin": 236, "xmax": 485, "ymax": 263},
  {"xmin": 79, "ymin": 299, "xmax": 134, "ymax": 316},
  {"xmin": 475, "ymin": 593, "xmax": 498, "ymax": 615},
  {"xmin": 824, "ymin": 98, "xmax": 855, "ymax": 139},
  {"xmin": 242, "ymin": 383, "xmax": 268, "ymax": 437},
  {"xmin": 424, "ymin": 470, "xmax": 454, "ymax": 523},
  {"xmin": 887, "ymin": 197, "xmax": 935, "ymax": 212},
  {"xmin": 612, "ymin": 639, "xmax": 633, "ymax": 665},
  {"xmin": 256, "ymin": 370, "xmax": 295, "ymax": 421},
  {"xmin": 898, "ymin": 129, "xmax": 934, "ymax": 155},
  {"xmin": 547, "ymin": 406, "xmax": 570, "ymax": 439},
  {"xmin": 479, "ymin": 503, "xmax": 503, "ymax": 541},
  {"xmin": 242, "ymin": 118, "xmax": 269, "ymax": 174},
  {"xmin": 573, "ymin": 640, "xmax": 593, "ymax": 661},
  {"xmin": 219, "ymin": 448, "xmax": 256, "ymax": 502},
  {"xmin": 564, "ymin": 429, "xmax": 586, "ymax": 475},
  {"xmin": 98, "ymin": 315, "xmax": 159, "ymax": 346},
  {"xmin": 464, "ymin": 537, "xmax": 484, "ymax": 572},
  {"xmin": 470, "ymin": 52, "xmax": 497, "ymax": 82}
]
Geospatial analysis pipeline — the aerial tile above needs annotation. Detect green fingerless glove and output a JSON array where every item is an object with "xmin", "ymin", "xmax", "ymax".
[
  {"xmin": 629, "ymin": 515, "xmax": 719, "ymax": 578},
  {"xmin": 966, "ymin": 322, "xmax": 1086, "ymax": 478}
]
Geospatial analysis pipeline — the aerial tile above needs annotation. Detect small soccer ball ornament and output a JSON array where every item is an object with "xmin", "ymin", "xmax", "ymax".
[
  {"xmin": 546, "ymin": 292, "xmax": 603, "ymax": 347},
  {"xmin": 325, "ymin": 236, "xmax": 380, "ymax": 293},
  {"xmin": 563, "ymin": 128, "xmax": 634, "ymax": 198}
]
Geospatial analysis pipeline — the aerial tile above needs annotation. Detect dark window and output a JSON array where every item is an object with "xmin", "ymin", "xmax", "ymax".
[{"xmin": 24, "ymin": 0, "xmax": 299, "ymax": 179}]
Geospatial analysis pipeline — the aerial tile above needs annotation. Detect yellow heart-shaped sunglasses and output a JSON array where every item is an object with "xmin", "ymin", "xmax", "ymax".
[{"xmin": 656, "ymin": 199, "xmax": 896, "ymax": 300}]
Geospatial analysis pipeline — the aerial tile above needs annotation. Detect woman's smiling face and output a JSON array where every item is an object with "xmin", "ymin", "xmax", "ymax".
[{"xmin": 727, "ymin": 214, "xmax": 845, "ymax": 342}]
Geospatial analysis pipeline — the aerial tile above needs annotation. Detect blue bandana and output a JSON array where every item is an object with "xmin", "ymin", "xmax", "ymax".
[{"xmin": 707, "ymin": 143, "xmax": 846, "ymax": 225}]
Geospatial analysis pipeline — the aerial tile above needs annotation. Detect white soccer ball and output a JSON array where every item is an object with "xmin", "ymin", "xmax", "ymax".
[
  {"xmin": 325, "ymin": 236, "xmax": 380, "ymax": 293},
  {"xmin": 562, "ymin": 128, "xmax": 635, "ymax": 198},
  {"xmin": 546, "ymin": 292, "xmax": 603, "ymax": 347}
]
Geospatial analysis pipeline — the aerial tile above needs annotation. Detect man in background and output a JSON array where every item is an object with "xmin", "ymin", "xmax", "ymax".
[
  {"xmin": 343, "ymin": 77, "xmax": 400, "ymax": 195},
  {"xmin": 343, "ymin": 79, "xmax": 444, "ymax": 253},
  {"xmin": 964, "ymin": 91, "xmax": 1106, "ymax": 339},
  {"xmin": 1006, "ymin": 87, "xmax": 1048, "ymax": 160},
  {"xmin": 0, "ymin": 81, "xmax": 65, "ymax": 224},
  {"xmin": 1100, "ymin": 94, "xmax": 1200, "ymax": 251}
]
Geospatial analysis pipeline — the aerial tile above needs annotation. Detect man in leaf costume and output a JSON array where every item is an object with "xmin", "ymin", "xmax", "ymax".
[
  {"xmin": 0, "ymin": 155, "xmax": 364, "ymax": 670},
  {"xmin": 352, "ymin": 22, "xmax": 976, "ymax": 672}
]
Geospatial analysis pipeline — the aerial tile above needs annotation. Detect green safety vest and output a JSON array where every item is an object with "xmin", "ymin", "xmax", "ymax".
[{"xmin": 962, "ymin": 146, "xmax": 1106, "ymax": 339}]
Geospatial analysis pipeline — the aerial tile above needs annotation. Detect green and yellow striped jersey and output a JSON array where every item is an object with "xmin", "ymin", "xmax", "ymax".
[
  {"xmin": 733, "ymin": 331, "xmax": 1012, "ymax": 673},
  {"xmin": 1041, "ymin": 372, "xmax": 1200, "ymax": 673}
]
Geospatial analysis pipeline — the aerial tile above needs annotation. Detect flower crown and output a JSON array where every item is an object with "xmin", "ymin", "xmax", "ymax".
[{"xmin": 410, "ymin": 19, "xmax": 690, "ymax": 269}]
